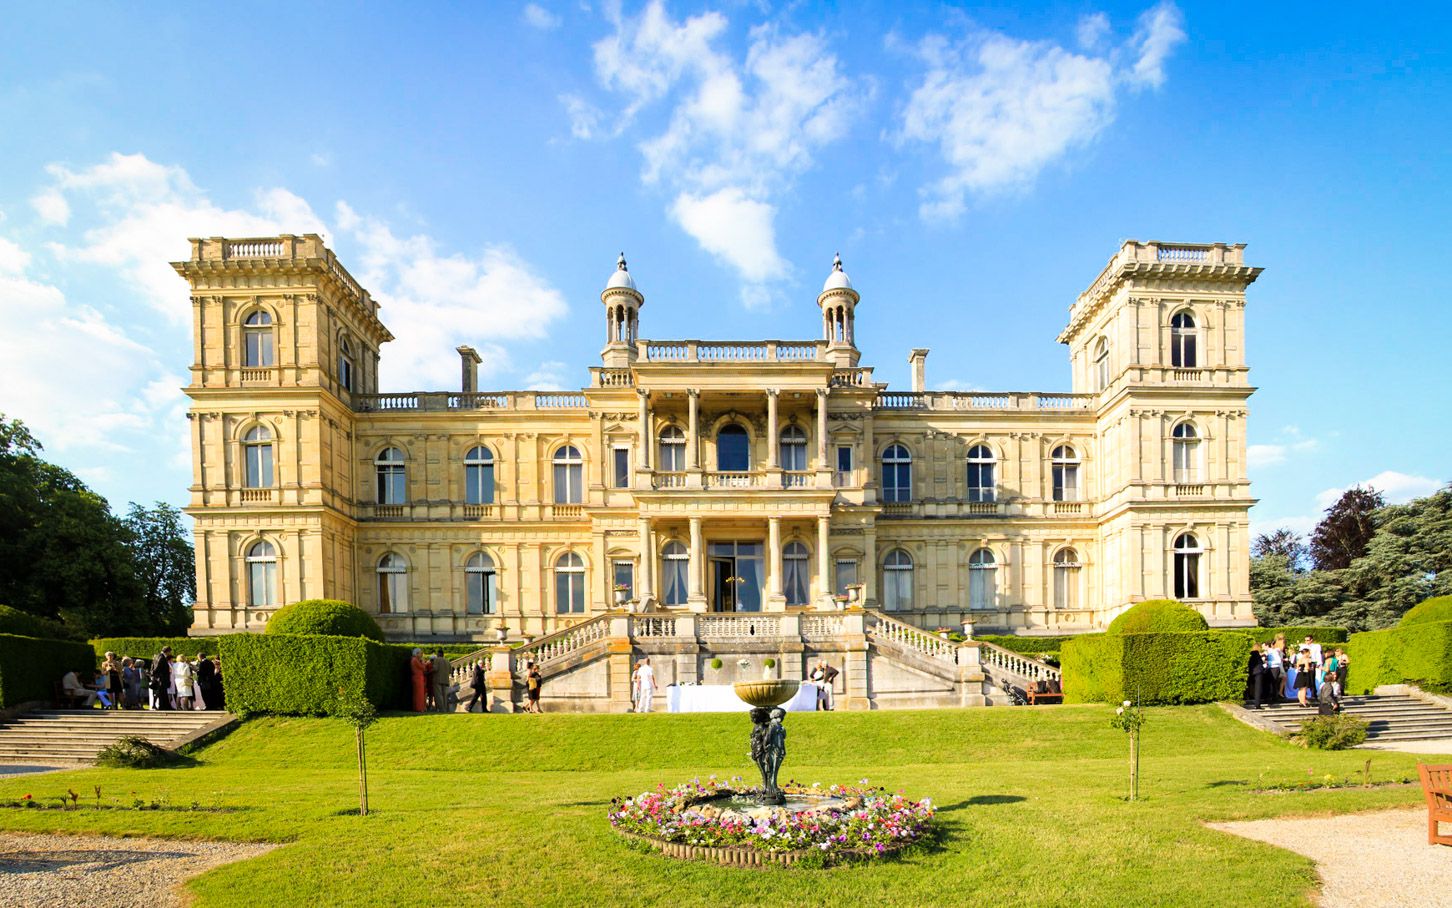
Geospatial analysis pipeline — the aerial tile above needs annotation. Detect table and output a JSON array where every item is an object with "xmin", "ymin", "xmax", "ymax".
[{"xmin": 666, "ymin": 682, "xmax": 821, "ymax": 713}]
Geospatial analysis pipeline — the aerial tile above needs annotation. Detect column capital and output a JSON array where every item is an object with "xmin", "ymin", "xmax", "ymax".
[
  {"xmin": 687, "ymin": 387, "xmax": 700, "ymax": 399},
  {"xmin": 766, "ymin": 387, "xmax": 779, "ymax": 398}
]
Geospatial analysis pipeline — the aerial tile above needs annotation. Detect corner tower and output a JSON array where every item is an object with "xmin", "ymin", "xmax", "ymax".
[
  {"xmin": 817, "ymin": 253, "xmax": 860, "ymax": 368},
  {"xmin": 601, "ymin": 253, "xmax": 643, "ymax": 369}
]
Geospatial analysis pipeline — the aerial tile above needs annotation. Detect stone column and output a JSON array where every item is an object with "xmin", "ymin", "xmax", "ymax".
[
  {"xmin": 636, "ymin": 388, "xmax": 651, "ymax": 470},
  {"xmin": 815, "ymin": 388, "xmax": 829, "ymax": 467},
  {"xmin": 766, "ymin": 389, "xmax": 779, "ymax": 468},
  {"xmin": 637, "ymin": 517, "xmax": 654, "ymax": 604},
  {"xmin": 688, "ymin": 516, "xmax": 706, "ymax": 612},
  {"xmin": 767, "ymin": 516, "xmax": 784, "ymax": 610},
  {"xmin": 816, "ymin": 515, "xmax": 830, "ymax": 607},
  {"xmin": 686, "ymin": 390, "xmax": 699, "ymax": 469},
  {"xmin": 864, "ymin": 524, "xmax": 878, "ymax": 606}
]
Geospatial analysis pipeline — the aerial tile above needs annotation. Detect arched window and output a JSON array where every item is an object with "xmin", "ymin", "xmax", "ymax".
[
  {"xmin": 1173, "ymin": 533, "xmax": 1201, "ymax": 599},
  {"xmin": 243, "ymin": 426, "xmax": 274, "ymax": 489},
  {"xmin": 338, "ymin": 336, "xmax": 355, "ymax": 393},
  {"xmin": 1053, "ymin": 548, "xmax": 1081, "ymax": 610},
  {"xmin": 659, "ymin": 425, "xmax": 686, "ymax": 472},
  {"xmin": 662, "ymin": 541, "xmax": 689, "ymax": 606},
  {"xmin": 375, "ymin": 447, "xmax": 407, "ymax": 504},
  {"xmin": 716, "ymin": 424, "xmax": 749, "ymax": 472},
  {"xmin": 555, "ymin": 552, "xmax": 585, "ymax": 614},
  {"xmin": 783, "ymin": 541, "xmax": 810, "ymax": 606},
  {"xmin": 1051, "ymin": 444, "xmax": 1079, "ymax": 502},
  {"xmin": 464, "ymin": 446, "xmax": 495, "ymax": 505},
  {"xmin": 1093, "ymin": 338, "xmax": 1110, "ymax": 391},
  {"xmin": 779, "ymin": 426, "xmax": 807, "ymax": 472},
  {"xmin": 245, "ymin": 540, "xmax": 277, "ymax": 607},
  {"xmin": 242, "ymin": 310, "xmax": 274, "ymax": 367},
  {"xmin": 882, "ymin": 444, "xmax": 912, "ymax": 503},
  {"xmin": 882, "ymin": 548, "xmax": 913, "ymax": 611},
  {"xmin": 1171, "ymin": 422, "xmax": 1200, "ymax": 483},
  {"xmin": 553, "ymin": 445, "xmax": 583, "ymax": 504},
  {"xmin": 966, "ymin": 445, "xmax": 996, "ymax": 502},
  {"xmin": 377, "ymin": 552, "xmax": 408, "ymax": 614},
  {"xmin": 1171, "ymin": 311, "xmax": 1198, "ymax": 368},
  {"xmin": 465, "ymin": 552, "xmax": 496, "ymax": 615},
  {"xmin": 968, "ymin": 548, "xmax": 997, "ymax": 610}
]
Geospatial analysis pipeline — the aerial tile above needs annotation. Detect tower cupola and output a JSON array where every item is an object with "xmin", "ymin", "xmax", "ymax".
[
  {"xmin": 817, "ymin": 252, "xmax": 861, "ymax": 367},
  {"xmin": 601, "ymin": 252, "xmax": 644, "ymax": 368}
]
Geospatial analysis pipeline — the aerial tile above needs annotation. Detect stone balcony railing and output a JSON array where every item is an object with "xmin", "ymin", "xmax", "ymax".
[
  {"xmin": 874, "ymin": 391, "xmax": 1094, "ymax": 411},
  {"xmin": 187, "ymin": 234, "xmax": 373, "ymax": 311},
  {"xmin": 354, "ymin": 391, "xmax": 590, "ymax": 412},
  {"xmin": 638, "ymin": 339, "xmax": 827, "ymax": 363}
]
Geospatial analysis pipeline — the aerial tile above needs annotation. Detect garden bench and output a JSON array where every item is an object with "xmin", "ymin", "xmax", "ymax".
[
  {"xmin": 53, "ymin": 681, "xmax": 87, "ymax": 709},
  {"xmin": 1420, "ymin": 763, "xmax": 1452, "ymax": 846},
  {"xmin": 1025, "ymin": 680, "xmax": 1063, "ymax": 705}
]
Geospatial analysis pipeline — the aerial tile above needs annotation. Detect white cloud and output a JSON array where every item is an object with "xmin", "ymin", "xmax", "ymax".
[
  {"xmin": 310, "ymin": 152, "xmax": 333, "ymax": 168},
  {"xmin": 0, "ymin": 236, "xmax": 31, "ymax": 273},
  {"xmin": 1315, "ymin": 471, "xmax": 1443, "ymax": 511},
  {"xmin": 1247, "ymin": 429, "xmax": 1318, "ymax": 470},
  {"xmin": 334, "ymin": 202, "xmax": 569, "ymax": 389},
  {"xmin": 578, "ymin": 1, "xmax": 860, "ymax": 297},
  {"xmin": 1250, "ymin": 514, "xmax": 1320, "ymax": 542},
  {"xmin": 523, "ymin": 3, "xmax": 561, "ymax": 30},
  {"xmin": 30, "ymin": 189, "xmax": 70, "ymax": 226},
  {"xmin": 1076, "ymin": 13, "xmax": 1111, "ymax": 50},
  {"xmin": 524, "ymin": 360, "xmax": 572, "ymax": 390},
  {"xmin": 898, "ymin": 2, "xmax": 1186, "ymax": 220}
]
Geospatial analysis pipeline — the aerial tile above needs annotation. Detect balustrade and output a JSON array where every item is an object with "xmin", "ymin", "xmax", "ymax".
[
  {"xmin": 597, "ymin": 369, "xmax": 634, "ymax": 387},
  {"xmin": 461, "ymin": 504, "xmax": 496, "ymax": 519},
  {"xmin": 549, "ymin": 504, "xmax": 583, "ymax": 520},
  {"xmin": 801, "ymin": 615, "xmax": 845, "ymax": 638},
  {"xmin": 706, "ymin": 471, "xmax": 760, "ymax": 489},
  {"xmin": 782, "ymin": 471, "xmax": 811, "ymax": 488},
  {"xmin": 867, "ymin": 611, "xmax": 956, "ymax": 661},
  {"xmin": 698, "ymin": 615, "xmax": 781, "ymax": 638},
  {"xmin": 373, "ymin": 504, "xmax": 406, "ymax": 519},
  {"xmin": 1052, "ymin": 502, "xmax": 1084, "ymax": 515},
  {"xmin": 1156, "ymin": 245, "xmax": 1210, "ymax": 263},
  {"xmin": 977, "ymin": 640, "xmax": 1061, "ymax": 684},
  {"xmin": 224, "ymin": 239, "xmax": 283, "ymax": 258},
  {"xmin": 1173, "ymin": 484, "xmax": 1206, "ymax": 497},
  {"xmin": 653, "ymin": 471, "xmax": 687, "ymax": 489},
  {"xmin": 535, "ymin": 393, "xmax": 587, "ymax": 408},
  {"xmin": 1172, "ymin": 369, "xmax": 1205, "ymax": 382},
  {"xmin": 630, "ymin": 616, "xmax": 679, "ymax": 638},
  {"xmin": 240, "ymin": 368, "xmax": 274, "ymax": 383},
  {"xmin": 449, "ymin": 392, "xmax": 508, "ymax": 409},
  {"xmin": 239, "ymin": 488, "xmax": 275, "ymax": 504},
  {"xmin": 515, "ymin": 616, "xmax": 611, "ymax": 666}
]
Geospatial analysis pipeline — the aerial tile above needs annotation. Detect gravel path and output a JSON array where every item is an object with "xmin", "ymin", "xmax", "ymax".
[
  {"xmin": 1209, "ymin": 807, "xmax": 1452, "ymax": 907},
  {"xmin": 0, "ymin": 832, "xmax": 275, "ymax": 908}
]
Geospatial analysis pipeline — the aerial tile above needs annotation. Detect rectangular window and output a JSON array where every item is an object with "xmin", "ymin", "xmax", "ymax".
[
  {"xmin": 613, "ymin": 560, "xmax": 634, "ymax": 599},
  {"xmin": 554, "ymin": 463, "xmax": 582, "ymax": 503},
  {"xmin": 612, "ymin": 447, "xmax": 630, "ymax": 489},
  {"xmin": 245, "ymin": 444, "xmax": 273, "ymax": 489},
  {"xmin": 1052, "ymin": 464, "xmax": 1078, "ymax": 502},
  {"xmin": 834, "ymin": 560, "xmax": 858, "ymax": 597},
  {"xmin": 663, "ymin": 555, "xmax": 688, "ymax": 606},
  {"xmin": 783, "ymin": 556, "xmax": 809, "ymax": 606},
  {"xmin": 465, "ymin": 464, "xmax": 495, "ymax": 504},
  {"xmin": 883, "ymin": 569, "xmax": 912, "ymax": 611},
  {"xmin": 466, "ymin": 570, "xmax": 496, "ymax": 615},
  {"xmin": 836, "ymin": 445, "xmax": 852, "ymax": 474},
  {"xmin": 556, "ymin": 571, "xmax": 584, "ymax": 613}
]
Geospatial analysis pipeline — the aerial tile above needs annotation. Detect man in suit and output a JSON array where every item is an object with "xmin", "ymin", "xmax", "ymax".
[
  {"xmin": 467, "ymin": 660, "xmax": 488, "ymax": 713},
  {"xmin": 150, "ymin": 647, "xmax": 173, "ymax": 710},
  {"xmin": 819, "ymin": 661, "xmax": 840, "ymax": 711},
  {"xmin": 1245, "ymin": 642, "xmax": 1267, "ymax": 709},
  {"xmin": 430, "ymin": 649, "xmax": 452, "ymax": 713}
]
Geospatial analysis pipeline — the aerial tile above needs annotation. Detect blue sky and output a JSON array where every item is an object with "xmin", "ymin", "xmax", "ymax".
[{"xmin": 1, "ymin": 1, "xmax": 1448, "ymax": 538}]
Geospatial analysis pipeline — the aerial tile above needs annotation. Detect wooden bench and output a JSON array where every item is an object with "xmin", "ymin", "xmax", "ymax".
[
  {"xmin": 52, "ymin": 681, "xmax": 88, "ymax": 709},
  {"xmin": 1025, "ymin": 680, "xmax": 1064, "ymax": 705},
  {"xmin": 1420, "ymin": 763, "xmax": 1452, "ymax": 846}
]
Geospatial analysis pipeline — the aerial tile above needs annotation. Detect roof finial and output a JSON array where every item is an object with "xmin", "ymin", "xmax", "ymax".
[
  {"xmin": 617, "ymin": 251, "xmax": 628, "ymax": 271},
  {"xmin": 832, "ymin": 251, "xmax": 843, "ymax": 272}
]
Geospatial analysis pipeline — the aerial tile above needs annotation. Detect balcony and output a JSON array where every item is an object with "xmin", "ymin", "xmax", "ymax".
[
  {"xmin": 706, "ymin": 471, "xmax": 759, "ymax": 489},
  {"xmin": 238, "ymin": 488, "xmax": 277, "ymax": 505},
  {"xmin": 240, "ymin": 367, "xmax": 274, "ymax": 383},
  {"xmin": 638, "ymin": 339, "xmax": 827, "ymax": 363}
]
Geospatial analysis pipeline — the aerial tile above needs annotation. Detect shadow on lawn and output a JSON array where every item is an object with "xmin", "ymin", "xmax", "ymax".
[{"xmin": 938, "ymin": 794, "xmax": 1026, "ymax": 811}]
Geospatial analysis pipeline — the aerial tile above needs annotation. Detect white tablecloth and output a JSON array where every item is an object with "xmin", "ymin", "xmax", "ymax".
[{"xmin": 666, "ymin": 682, "xmax": 821, "ymax": 713}]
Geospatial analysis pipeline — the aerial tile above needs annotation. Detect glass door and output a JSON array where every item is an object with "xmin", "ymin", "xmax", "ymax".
[{"xmin": 709, "ymin": 557, "xmax": 735, "ymax": 612}]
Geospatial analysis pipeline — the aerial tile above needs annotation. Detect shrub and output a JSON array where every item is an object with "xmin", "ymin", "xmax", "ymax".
[
  {"xmin": 1399, "ymin": 596, "xmax": 1452, "ymax": 627},
  {"xmin": 763, "ymin": 657, "xmax": 777, "ymax": 668},
  {"xmin": 1106, "ymin": 600, "xmax": 1208, "ymax": 635},
  {"xmin": 0, "ymin": 633, "xmax": 97, "ymax": 708},
  {"xmin": 709, "ymin": 657, "xmax": 723, "ymax": 670},
  {"xmin": 974, "ymin": 634, "xmax": 1073, "ymax": 654},
  {"xmin": 1062, "ymin": 631, "xmax": 1252, "ymax": 705},
  {"xmin": 1346, "ymin": 619, "xmax": 1452, "ymax": 695},
  {"xmin": 96, "ymin": 735, "xmax": 190, "ymax": 769},
  {"xmin": 1244, "ymin": 626, "xmax": 1349, "ymax": 645},
  {"xmin": 218, "ymin": 633, "xmax": 411, "ymax": 716},
  {"xmin": 0, "ymin": 605, "xmax": 74, "ymax": 640},
  {"xmin": 1297, "ymin": 714, "xmax": 1369, "ymax": 750},
  {"xmin": 265, "ymin": 600, "xmax": 384, "ymax": 642},
  {"xmin": 90, "ymin": 637, "xmax": 212, "ymax": 662}
]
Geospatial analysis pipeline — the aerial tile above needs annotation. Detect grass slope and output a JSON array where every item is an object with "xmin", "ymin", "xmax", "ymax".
[{"xmin": 0, "ymin": 706, "xmax": 1443, "ymax": 907}]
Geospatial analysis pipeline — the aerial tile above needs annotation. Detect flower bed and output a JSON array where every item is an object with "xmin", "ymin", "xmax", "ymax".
[{"xmin": 607, "ymin": 776, "xmax": 936, "ymax": 867}]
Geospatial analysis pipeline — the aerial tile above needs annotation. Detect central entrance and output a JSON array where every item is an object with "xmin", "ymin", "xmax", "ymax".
[{"xmin": 707, "ymin": 541, "xmax": 764, "ymax": 612}]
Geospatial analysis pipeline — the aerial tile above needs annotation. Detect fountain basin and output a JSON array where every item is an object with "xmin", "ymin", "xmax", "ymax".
[{"xmin": 733, "ymin": 680, "xmax": 800, "ymax": 708}]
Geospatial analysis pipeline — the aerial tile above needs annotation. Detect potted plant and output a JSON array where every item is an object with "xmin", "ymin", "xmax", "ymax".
[
  {"xmin": 935, "ymin": 626, "xmax": 952, "ymax": 640},
  {"xmin": 709, "ymin": 657, "xmax": 723, "ymax": 672},
  {"xmin": 493, "ymin": 625, "xmax": 509, "ymax": 644},
  {"xmin": 762, "ymin": 657, "xmax": 777, "ymax": 679},
  {"xmin": 613, "ymin": 583, "xmax": 631, "ymax": 606},
  {"xmin": 845, "ymin": 583, "xmax": 864, "ymax": 604},
  {"xmin": 961, "ymin": 620, "xmax": 975, "ymax": 640},
  {"xmin": 832, "ymin": 594, "xmax": 850, "ymax": 610}
]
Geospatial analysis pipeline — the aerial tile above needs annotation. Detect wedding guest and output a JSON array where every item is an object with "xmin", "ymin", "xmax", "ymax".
[
  {"xmin": 121, "ymin": 657, "xmax": 143, "ymax": 710},
  {"xmin": 173, "ymin": 655, "xmax": 195, "ymax": 711},
  {"xmin": 1293, "ymin": 646, "xmax": 1316, "ymax": 707},
  {"xmin": 631, "ymin": 657, "xmax": 656, "ymax": 713},
  {"xmin": 100, "ymin": 652, "xmax": 123, "ymax": 710},
  {"xmin": 1245, "ymin": 641, "xmax": 1267, "ymax": 709},
  {"xmin": 1262, "ymin": 639, "xmax": 1285, "ymax": 703},
  {"xmin": 150, "ymin": 647, "xmax": 173, "ymax": 710},
  {"xmin": 211, "ymin": 656, "xmax": 226, "ymax": 711},
  {"xmin": 430, "ymin": 649, "xmax": 452, "ymax": 713},
  {"xmin": 1334, "ymin": 648, "xmax": 1349, "ymax": 698},
  {"xmin": 467, "ymin": 660, "xmax": 488, "ymax": 713},
  {"xmin": 59, "ymin": 669, "xmax": 97, "ymax": 708},
  {"xmin": 195, "ymin": 653, "xmax": 220, "ymax": 711},
  {"xmin": 525, "ymin": 661, "xmax": 542, "ymax": 713},
  {"xmin": 409, "ymin": 648, "xmax": 428, "ymax": 713}
]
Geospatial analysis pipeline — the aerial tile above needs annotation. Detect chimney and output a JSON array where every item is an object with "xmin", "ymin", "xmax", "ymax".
[
  {"xmin": 908, "ymin": 348, "xmax": 929, "ymax": 393},
  {"xmin": 457, "ymin": 346, "xmax": 482, "ymax": 393}
]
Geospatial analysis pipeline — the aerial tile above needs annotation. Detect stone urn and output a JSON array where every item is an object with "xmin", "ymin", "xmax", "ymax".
[
  {"xmin": 614, "ymin": 588, "xmax": 630, "ymax": 606},
  {"xmin": 961, "ymin": 621, "xmax": 975, "ymax": 640}
]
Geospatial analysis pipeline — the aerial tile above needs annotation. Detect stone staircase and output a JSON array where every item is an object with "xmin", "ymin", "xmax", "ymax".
[
  {"xmin": 0, "ymin": 709, "xmax": 233, "ymax": 764},
  {"xmin": 1252, "ymin": 694, "xmax": 1452, "ymax": 742},
  {"xmin": 977, "ymin": 641, "xmax": 1062, "ymax": 706}
]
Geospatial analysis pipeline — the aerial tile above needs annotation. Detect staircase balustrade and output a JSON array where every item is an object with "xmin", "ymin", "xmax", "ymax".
[
  {"xmin": 866, "ymin": 610, "xmax": 957, "ymax": 661},
  {"xmin": 977, "ymin": 640, "xmax": 1062, "ymax": 687}
]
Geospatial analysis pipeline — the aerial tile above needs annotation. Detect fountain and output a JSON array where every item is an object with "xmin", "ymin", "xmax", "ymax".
[{"xmin": 732, "ymin": 680, "xmax": 798, "ymax": 805}]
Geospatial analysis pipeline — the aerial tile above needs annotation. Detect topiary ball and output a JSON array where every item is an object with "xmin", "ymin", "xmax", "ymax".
[
  {"xmin": 1106, "ymin": 599, "xmax": 1209, "ymax": 635},
  {"xmin": 265, "ymin": 599, "xmax": 385, "ymax": 641},
  {"xmin": 1399, "ymin": 595, "xmax": 1452, "ymax": 627}
]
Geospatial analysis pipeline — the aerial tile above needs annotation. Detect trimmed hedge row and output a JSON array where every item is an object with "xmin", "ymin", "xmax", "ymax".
[
  {"xmin": 89, "ymin": 637, "xmax": 213, "ymax": 661},
  {"xmin": 1106, "ymin": 599, "xmax": 1208, "ymax": 635},
  {"xmin": 1247, "ymin": 626, "xmax": 1349, "ymax": 645},
  {"xmin": 1063, "ymin": 631, "xmax": 1254, "ymax": 705},
  {"xmin": 1345, "ymin": 620, "xmax": 1452, "ymax": 696},
  {"xmin": 0, "ymin": 605, "xmax": 75, "ymax": 641},
  {"xmin": 216, "ymin": 633, "xmax": 414, "ymax": 716},
  {"xmin": 0, "ymin": 633, "xmax": 98, "ymax": 708},
  {"xmin": 975, "ymin": 635, "xmax": 1072, "ymax": 654},
  {"xmin": 266, "ymin": 599, "xmax": 385, "ymax": 641}
]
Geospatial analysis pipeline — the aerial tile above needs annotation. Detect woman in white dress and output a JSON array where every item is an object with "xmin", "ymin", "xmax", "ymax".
[
  {"xmin": 173, "ymin": 657, "xmax": 195, "ymax": 711},
  {"xmin": 631, "ymin": 657, "xmax": 656, "ymax": 713}
]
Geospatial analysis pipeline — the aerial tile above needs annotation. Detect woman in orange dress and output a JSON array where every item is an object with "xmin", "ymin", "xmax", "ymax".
[{"xmin": 409, "ymin": 648, "xmax": 428, "ymax": 712}]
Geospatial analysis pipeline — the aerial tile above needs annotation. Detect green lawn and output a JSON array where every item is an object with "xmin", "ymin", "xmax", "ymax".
[{"xmin": 0, "ymin": 706, "xmax": 1444, "ymax": 907}]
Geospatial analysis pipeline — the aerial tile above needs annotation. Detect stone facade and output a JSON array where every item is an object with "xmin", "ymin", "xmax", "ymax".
[{"xmin": 176, "ymin": 235, "xmax": 1260, "ymax": 641}]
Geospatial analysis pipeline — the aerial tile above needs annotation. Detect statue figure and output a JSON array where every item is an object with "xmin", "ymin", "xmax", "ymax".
[{"xmin": 762, "ymin": 707, "xmax": 787, "ymax": 798}]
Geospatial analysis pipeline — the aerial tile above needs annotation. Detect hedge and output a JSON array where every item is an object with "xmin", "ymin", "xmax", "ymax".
[
  {"xmin": 90, "ymin": 637, "xmax": 214, "ymax": 662},
  {"xmin": 1345, "ymin": 620, "xmax": 1452, "ymax": 696},
  {"xmin": 975, "ymin": 635, "xmax": 1072, "ymax": 654},
  {"xmin": 217, "ymin": 633, "xmax": 413, "ymax": 716},
  {"xmin": 1399, "ymin": 596, "xmax": 1452, "ymax": 627},
  {"xmin": 0, "ymin": 605, "xmax": 75, "ymax": 641},
  {"xmin": 1245, "ymin": 626, "xmax": 1349, "ymax": 645},
  {"xmin": 0, "ymin": 633, "xmax": 98, "ymax": 708},
  {"xmin": 266, "ymin": 599, "xmax": 384, "ymax": 641},
  {"xmin": 1106, "ymin": 599, "xmax": 1209, "ymax": 635},
  {"xmin": 1063, "ymin": 631, "xmax": 1253, "ymax": 705}
]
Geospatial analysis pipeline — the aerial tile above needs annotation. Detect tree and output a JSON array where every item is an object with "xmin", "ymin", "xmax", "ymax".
[
  {"xmin": 1310, "ymin": 487, "xmax": 1385, "ymax": 571},
  {"xmin": 1252, "ymin": 529, "xmax": 1308, "ymax": 570},
  {"xmin": 336, "ymin": 689, "xmax": 378, "ymax": 816},
  {"xmin": 1335, "ymin": 487, "xmax": 1452, "ymax": 629},
  {"xmin": 122, "ymin": 502, "xmax": 196, "ymax": 634}
]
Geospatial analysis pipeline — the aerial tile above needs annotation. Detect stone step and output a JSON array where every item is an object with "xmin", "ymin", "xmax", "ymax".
[{"xmin": 21, "ymin": 710, "xmax": 221, "ymax": 720}]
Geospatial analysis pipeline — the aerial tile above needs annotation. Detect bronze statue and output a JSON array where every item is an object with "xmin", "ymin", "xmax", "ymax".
[{"xmin": 749, "ymin": 706, "xmax": 788, "ymax": 804}]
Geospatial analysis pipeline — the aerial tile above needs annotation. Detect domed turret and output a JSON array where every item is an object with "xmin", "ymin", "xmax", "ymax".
[
  {"xmin": 601, "ymin": 252, "xmax": 644, "ymax": 367},
  {"xmin": 817, "ymin": 252, "xmax": 861, "ymax": 367}
]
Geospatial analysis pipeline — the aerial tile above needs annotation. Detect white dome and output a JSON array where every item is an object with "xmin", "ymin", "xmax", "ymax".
[
  {"xmin": 822, "ymin": 252, "xmax": 853, "ymax": 292},
  {"xmin": 606, "ymin": 252, "xmax": 637, "ymax": 291}
]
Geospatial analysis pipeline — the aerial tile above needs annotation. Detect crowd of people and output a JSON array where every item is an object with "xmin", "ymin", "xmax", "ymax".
[
  {"xmin": 1245, "ymin": 633, "xmax": 1348, "ymax": 714},
  {"xmin": 58, "ymin": 647, "xmax": 225, "ymax": 711}
]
